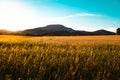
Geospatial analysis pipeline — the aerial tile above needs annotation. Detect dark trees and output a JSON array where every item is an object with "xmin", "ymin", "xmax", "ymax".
[{"xmin": 116, "ymin": 28, "xmax": 120, "ymax": 35}]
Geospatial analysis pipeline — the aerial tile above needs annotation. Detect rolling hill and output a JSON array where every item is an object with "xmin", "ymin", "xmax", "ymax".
[{"xmin": 0, "ymin": 24, "xmax": 116, "ymax": 36}]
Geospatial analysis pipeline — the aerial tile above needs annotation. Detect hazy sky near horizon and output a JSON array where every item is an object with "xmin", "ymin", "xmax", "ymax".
[{"xmin": 0, "ymin": 0, "xmax": 120, "ymax": 32}]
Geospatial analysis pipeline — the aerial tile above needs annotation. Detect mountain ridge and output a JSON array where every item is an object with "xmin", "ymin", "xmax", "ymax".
[{"xmin": 0, "ymin": 24, "xmax": 116, "ymax": 36}]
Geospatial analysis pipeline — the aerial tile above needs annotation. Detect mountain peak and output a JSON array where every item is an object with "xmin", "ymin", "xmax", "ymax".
[
  {"xmin": 93, "ymin": 29, "xmax": 115, "ymax": 35},
  {"xmin": 42, "ymin": 24, "xmax": 74, "ymax": 32},
  {"xmin": 46, "ymin": 24, "xmax": 65, "ymax": 28}
]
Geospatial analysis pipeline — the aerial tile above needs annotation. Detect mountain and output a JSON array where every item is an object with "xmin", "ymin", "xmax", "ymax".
[
  {"xmin": 22, "ymin": 24, "xmax": 74, "ymax": 36},
  {"xmin": 71, "ymin": 29, "xmax": 115, "ymax": 36},
  {"xmin": 93, "ymin": 29, "xmax": 116, "ymax": 35},
  {"xmin": 40, "ymin": 24, "xmax": 74, "ymax": 32},
  {"xmin": 0, "ymin": 24, "xmax": 116, "ymax": 36}
]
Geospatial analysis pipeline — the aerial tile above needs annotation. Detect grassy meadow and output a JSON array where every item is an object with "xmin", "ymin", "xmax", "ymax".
[{"xmin": 0, "ymin": 35, "xmax": 120, "ymax": 80}]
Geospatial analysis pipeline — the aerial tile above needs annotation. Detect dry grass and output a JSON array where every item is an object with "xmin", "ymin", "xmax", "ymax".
[{"xmin": 0, "ymin": 35, "xmax": 120, "ymax": 80}]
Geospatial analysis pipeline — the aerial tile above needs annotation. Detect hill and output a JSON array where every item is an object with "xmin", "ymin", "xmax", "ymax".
[
  {"xmin": 0, "ymin": 24, "xmax": 116, "ymax": 36},
  {"xmin": 21, "ymin": 24, "xmax": 115, "ymax": 36},
  {"xmin": 21, "ymin": 24, "xmax": 74, "ymax": 36},
  {"xmin": 93, "ymin": 29, "xmax": 115, "ymax": 35}
]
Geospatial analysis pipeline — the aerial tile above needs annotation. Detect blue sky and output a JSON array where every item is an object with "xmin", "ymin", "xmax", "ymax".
[{"xmin": 0, "ymin": 0, "xmax": 120, "ymax": 32}]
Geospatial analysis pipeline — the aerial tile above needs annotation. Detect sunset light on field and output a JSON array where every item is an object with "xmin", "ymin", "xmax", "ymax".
[{"xmin": 0, "ymin": 1, "xmax": 120, "ymax": 79}]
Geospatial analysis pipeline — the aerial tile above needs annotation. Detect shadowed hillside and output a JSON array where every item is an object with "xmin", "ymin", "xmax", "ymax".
[
  {"xmin": 0, "ymin": 24, "xmax": 116, "ymax": 36},
  {"xmin": 21, "ymin": 24, "xmax": 115, "ymax": 36},
  {"xmin": 21, "ymin": 24, "xmax": 74, "ymax": 36}
]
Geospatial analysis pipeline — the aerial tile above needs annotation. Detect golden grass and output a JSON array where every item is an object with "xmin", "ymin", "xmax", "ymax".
[{"xmin": 0, "ymin": 35, "xmax": 120, "ymax": 80}]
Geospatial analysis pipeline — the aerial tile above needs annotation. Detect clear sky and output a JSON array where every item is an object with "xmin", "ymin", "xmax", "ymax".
[{"xmin": 0, "ymin": 0, "xmax": 120, "ymax": 32}]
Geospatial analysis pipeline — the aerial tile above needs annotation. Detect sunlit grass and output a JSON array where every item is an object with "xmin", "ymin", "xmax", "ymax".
[{"xmin": 0, "ymin": 35, "xmax": 120, "ymax": 80}]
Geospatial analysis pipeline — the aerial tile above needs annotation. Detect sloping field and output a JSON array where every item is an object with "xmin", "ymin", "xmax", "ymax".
[{"xmin": 0, "ymin": 35, "xmax": 120, "ymax": 80}]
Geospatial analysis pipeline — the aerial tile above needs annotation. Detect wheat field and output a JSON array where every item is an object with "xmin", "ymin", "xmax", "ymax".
[{"xmin": 0, "ymin": 35, "xmax": 120, "ymax": 80}]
